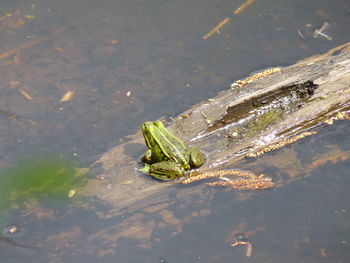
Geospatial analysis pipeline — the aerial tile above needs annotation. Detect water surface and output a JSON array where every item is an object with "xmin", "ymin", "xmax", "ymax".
[{"xmin": 0, "ymin": 0, "xmax": 349, "ymax": 262}]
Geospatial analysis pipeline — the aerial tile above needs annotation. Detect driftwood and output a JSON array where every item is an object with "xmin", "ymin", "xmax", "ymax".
[{"xmin": 82, "ymin": 42, "xmax": 350, "ymax": 219}]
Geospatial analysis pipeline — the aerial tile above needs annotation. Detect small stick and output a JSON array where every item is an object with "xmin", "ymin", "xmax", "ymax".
[
  {"xmin": 313, "ymin": 22, "xmax": 332, "ymax": 40},
  {"xmin": 0, "ymin": 38, "xmax": 44, "ymax": 60},
  {"xmin": 231, "ymin": 233, "xmax": 253, "ymax": 257},
  {"xmin": 202, "ymin": 0, "xmax": 256, "ymax": 40},
  {"xmin": 297, "ymin": 30, "xmax": 305, "ymax": 40},
  {"xmin": 202, "ymin": 17, "xmax": 230, "ymax": 40},
  {"xmin": 314, "ymin": 30, "xmax": 332, "ymax": 40},
  {"xmin": 233, "ymin": 0, "xmax": 255, "ymax": 15},
  {"xmin": 245, "ymin": 242, "xmax": 253, "ymax": 257},
  {"xmin": 19, "ymin": 89, "xmax": 33, "ymax": 100}
]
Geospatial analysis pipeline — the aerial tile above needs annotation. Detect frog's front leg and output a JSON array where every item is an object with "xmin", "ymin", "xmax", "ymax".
[
  {"xmin": 141, "ymin": 149, "xmax": 152, "ymax": 164},
  {"xmin": 149, "ymin": 161, "xmax": 185, "ymax": 181}
]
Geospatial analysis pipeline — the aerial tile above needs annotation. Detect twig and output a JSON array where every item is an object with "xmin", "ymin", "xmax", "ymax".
[
  {"xmin": 233, "ymin": 0, "xmax": 255, "ymax": 15},
  {"xmin": 202, "ymin": 0, "xmax": 256, "ymax": 40},
  {"xmin": 297, "ymin": 30, "xmax": 305, "ymax": 40},
  {"xmin": 202, "ymin": 17, "xmax": 231, "ymax": 40},
  {"xmin": 313, "ymin": 22, "xmax": 332, "ymax": 40},
  {"xmin": 0, "ymin": 38, "xmax": 44, "ymax": 60}
]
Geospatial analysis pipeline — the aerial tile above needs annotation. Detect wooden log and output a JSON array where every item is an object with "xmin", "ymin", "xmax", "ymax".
[{"xmin": 82, "ymin": 42, "xmax": 350, "ymax": 219}]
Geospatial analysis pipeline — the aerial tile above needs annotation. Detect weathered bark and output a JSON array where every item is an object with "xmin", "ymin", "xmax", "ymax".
[{"xmin": 83, "ymin": 42, "xmax": 350, "ymax": 219}]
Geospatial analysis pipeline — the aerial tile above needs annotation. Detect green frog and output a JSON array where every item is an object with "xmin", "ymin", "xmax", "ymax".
[{"xmin": 140, "ymin": 121, "xmax": 205, "ymax": 180}]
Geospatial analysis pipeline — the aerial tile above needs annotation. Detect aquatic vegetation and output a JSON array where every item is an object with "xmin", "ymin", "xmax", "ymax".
[
  {"xmin": 0, "ymin": 156, "xmax": 85, "ymax": 216},
  {"xmin": 232, "ymin": 67, "xmax": 281, "ymax": 88},
  {"xmin": 246, "ymin": 131, "xmax": 317, "ymax": 158},
  {"xmin": 180, "ymin": 169, "xmax": 275, "ymax": 190}
]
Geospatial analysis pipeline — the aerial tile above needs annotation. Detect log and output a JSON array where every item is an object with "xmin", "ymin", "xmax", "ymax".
[{"xmin": 82, "ymin": 42, "xmax": 350, "ymax": 219}]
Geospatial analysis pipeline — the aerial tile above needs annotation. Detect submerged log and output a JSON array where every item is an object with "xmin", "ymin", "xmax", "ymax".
[{"xmin": 83, "ymin": 42, "xmax": 350, "ymax": 218}]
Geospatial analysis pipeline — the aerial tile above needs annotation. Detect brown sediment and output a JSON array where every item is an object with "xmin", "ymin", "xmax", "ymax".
[
  {"xmin": 202, "ymin": 17, "xmax": 231, "ymax": 40},
  {"xmin": 0, "ymin": 109, "xmax": 20, "ymax": 121},
  {"xmin": 246, "ymin": 131, "xmax": 317, "ymax": 158},
  {"xmin": 0, "ymin": 38, "xmax": 44, "ymax": 60}
]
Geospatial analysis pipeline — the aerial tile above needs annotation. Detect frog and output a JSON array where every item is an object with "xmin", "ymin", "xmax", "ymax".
[{"xmin": 139, "ymin": 121, "xmax": 205, "ymax": 181}]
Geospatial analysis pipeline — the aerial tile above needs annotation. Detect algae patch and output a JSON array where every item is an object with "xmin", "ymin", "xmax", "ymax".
[{"xmin": 0, "ymin": 156, "xmax": 86, "ymax": 216}]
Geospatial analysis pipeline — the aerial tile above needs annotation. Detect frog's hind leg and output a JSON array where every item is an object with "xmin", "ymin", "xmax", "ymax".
[{"xmin": 149, "ymin": 161, "xmax": 184, "ymax": 181}]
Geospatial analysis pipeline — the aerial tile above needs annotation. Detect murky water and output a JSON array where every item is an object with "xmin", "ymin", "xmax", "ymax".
[{"xmin": 0, "ymin": 0, "xmax": 349, "ymax": 262}]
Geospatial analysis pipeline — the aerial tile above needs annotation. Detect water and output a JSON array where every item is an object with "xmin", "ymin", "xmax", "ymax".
[{"xmin": 0, "ymin": 0, "xmax": 349, "ymax": 262}]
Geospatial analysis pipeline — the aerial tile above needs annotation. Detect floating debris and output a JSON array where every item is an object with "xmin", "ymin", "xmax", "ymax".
[
  {"xmin": 202, "ymin": 0, "xmax": 256, "ymax": 40},
  {"xmin": 25, "ymin": 15, "xmax": 35, "ymax": 20},
  {"xmin": 0, "ymin": 38, "xmax": 43, "ymax": 60},
  {"xmin": 68, "ymin": 189, "xmax": 76, "ymax": 198},
  {"xmin": 207, "ymin": 176, "xmax": 274, "ymax": 190},
  {"xmin": 180, "ymin": 169, "xmax": 275, "ymax": 190},
  {"xmin": 313, "ymin": 22, "xmax": 332, "ymax": 40},
  {"xmin": 232, "ymin": 67, "xmax": 281, "ymax": 88},
  {"xmin": 233, "ymin": 0, "xmax": 255, "ymax": 15},
  {"xmin": 1, "ymin": 225, "xmax": 39, "ymax": 250},
  {"xmin": 0, "ymin": 109, "xmax": 20, "ymax": 121},
  {"xmin": 297, "ymin": 30, "xmax": 305, "ymax": 40},
  {"xmin": 181, "ymin": 169, "xmax": 258, "ymax": 183},
  {"xmin": 3, "ymin": 225, "xmax": 20, "ymax": 235},
  {"xmin": 180, "ymin": 113, "xmax": 190, "ymax": 119},
  {"xmin": 320, "ymin": 248, "xmax": 327, "ymax": 258},
  {"xmin": 59, "ymin": 90, "xmax": 75, "ymax": 103},
  {"xmin": 109, "ymin": 40, "xmax": 119, "ymax": 45},
  {"xmin": 9, "ymin": 80, "xmax": 21, "ymax": 87},
  {"xmin": 19, "ymin": 89, "xmax": 33, "ymax": 100},
  {"xmin": 231, "ymin": 233, "xmax": 253, "ymax": 257},
  {"xmin": 246, "ymin": 131, "xmax": 317, "ymax": 158},
  {"xmin": 202, "ymin": 17, "xmax": 231, "ymax": 40},
  {"xmin": 119, "ymin": 180, "xmax": 133, "ymax": 185}
]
